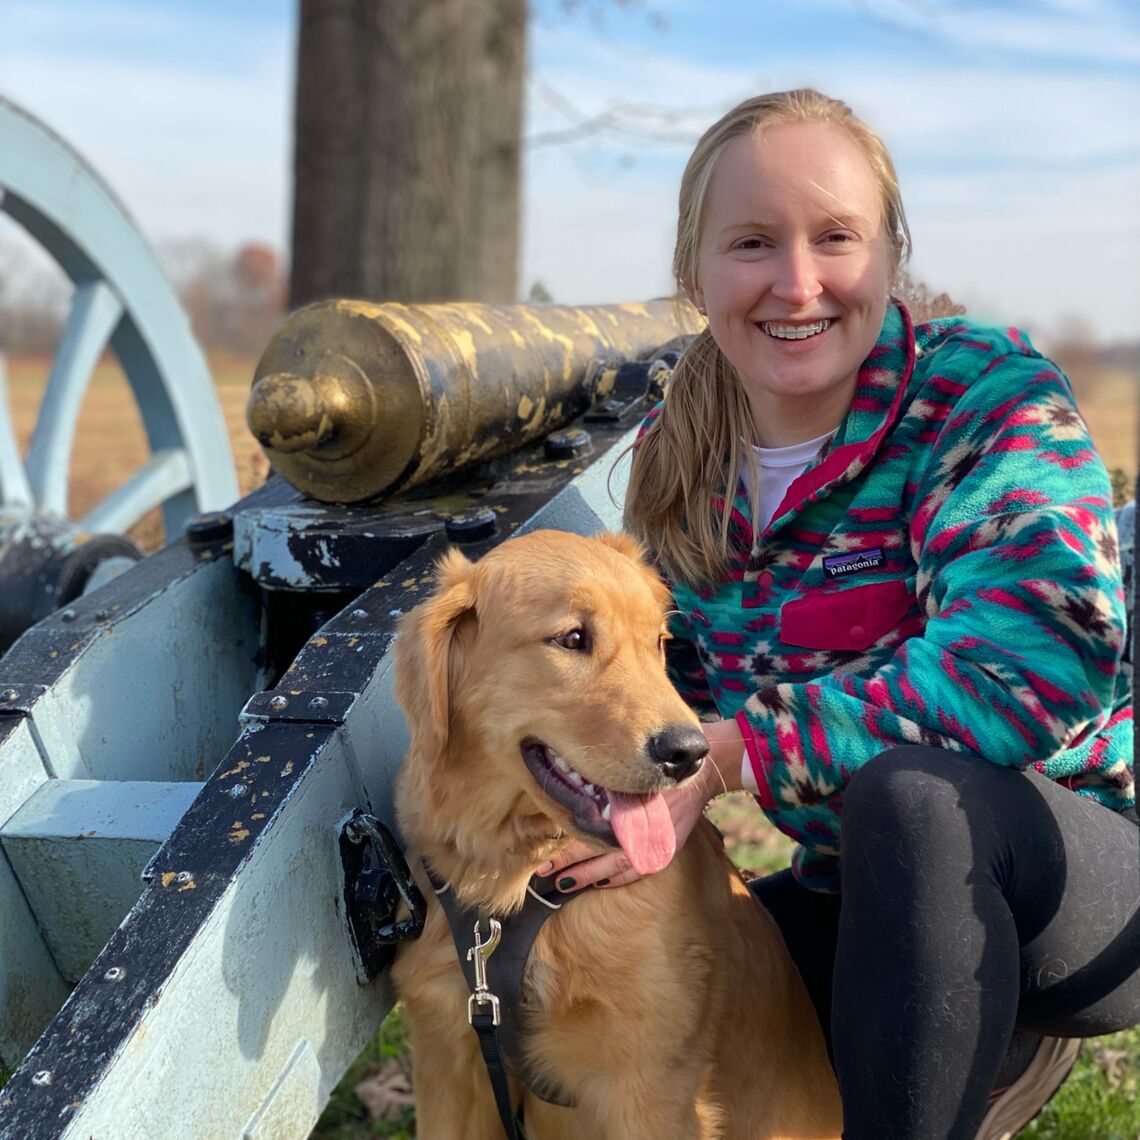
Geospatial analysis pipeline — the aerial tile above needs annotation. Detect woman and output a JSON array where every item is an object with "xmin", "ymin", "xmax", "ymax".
[{"xmin": 539, "ymin": 90, "xmax": 1138, "ymax": 1138}]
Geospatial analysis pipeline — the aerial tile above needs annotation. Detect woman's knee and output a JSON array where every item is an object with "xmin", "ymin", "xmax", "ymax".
[{"xmin": 843, "ymin": 745, "xmax": 977, "ymax": 832}]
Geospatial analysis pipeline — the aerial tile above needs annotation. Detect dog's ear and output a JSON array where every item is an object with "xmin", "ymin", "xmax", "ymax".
[
  {"xmin": 595, "ymin": 530, "xmax": 671, "ymax": 608},
  {"xmin": 595, "ymin": 530, "xmax": 647, "ymax": 565},
  {"xmin": 394, "ymin": 548, "xmax": 477, "ymax": 756}
]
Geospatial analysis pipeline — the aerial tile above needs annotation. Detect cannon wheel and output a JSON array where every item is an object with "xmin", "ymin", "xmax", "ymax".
[{"xmin": 0, "ymin": 96, "xmax": 237, "ymax": 539}]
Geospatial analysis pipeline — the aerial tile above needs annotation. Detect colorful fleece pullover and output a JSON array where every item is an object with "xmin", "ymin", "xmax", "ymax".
[{"xmin": 655, "ymin": 300, "xmax": 1133, "ymax": 892}]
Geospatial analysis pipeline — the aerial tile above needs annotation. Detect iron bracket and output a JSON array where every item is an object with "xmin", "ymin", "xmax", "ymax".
[{"xmin": 339, "ymin": 811, "xmax": 426, "ymax": 982}]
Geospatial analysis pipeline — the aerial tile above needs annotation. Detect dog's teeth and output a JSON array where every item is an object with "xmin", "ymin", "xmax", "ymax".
[
  {"xmin": 601, "ymin": 802, "xmax": 611, "ymax": 822},
  {"xmin": 554, "ymin": 756, "xmax": 570, "ymax": 773},
  {"xmin": 567, "ymin": 769, "xmax": 584, "ymax": 787},
  {"xmin": 583, "ymin": 783, "xmax": 595, "ymax": 796}
]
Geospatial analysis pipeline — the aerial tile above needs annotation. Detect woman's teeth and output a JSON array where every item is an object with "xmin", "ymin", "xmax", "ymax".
[{"xmin": 761, "ymin": 319, "xmax": 831, "ymax": 340}]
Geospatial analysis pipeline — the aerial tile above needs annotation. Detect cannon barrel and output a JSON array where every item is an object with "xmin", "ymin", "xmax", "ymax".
[{"xmin": 246, "ymin": 298, "xmax": 702, "ymax": 503}]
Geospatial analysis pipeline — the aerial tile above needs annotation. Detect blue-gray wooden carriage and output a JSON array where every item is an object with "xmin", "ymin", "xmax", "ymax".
[
  {"xmin": 0, "ymin": 96, "xmax": 713, "ymax": 1138},
  {"xmin": 0, "ymin": 97, "xmax": 1134, "ymax": 1139}
]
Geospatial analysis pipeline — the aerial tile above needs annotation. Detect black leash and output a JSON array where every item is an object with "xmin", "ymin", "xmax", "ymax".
[{"xmin": 427, "ymin": 866, "xmax": 582, "ymax": 1138}]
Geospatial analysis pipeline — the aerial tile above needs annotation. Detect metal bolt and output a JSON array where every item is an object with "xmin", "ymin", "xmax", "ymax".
[
  {"xmin": 229, "ymin": 784, "xmax": 248, "ymax": 798},
  {"xmin": 103, "ymin": 966, "xmax": 125, "ymax": 982},
  {"xmin": 309, "ymin": 696, "xmax": 328, "ymax": 711},
  {"xmin": 60, "ymin": 608, "xmax": 76, "ymax": 622},
  {"xmin": 543, "ymin": 428, "xmax": 592, "ymax": 461},
  {"xmin": 268, "ymin": 695, "xmax": 288, "ymax": 711},
  {"xmin": 31, "ymin": 1070, "xmax": 52, "ymax": 1086},
  {"xmin": 1, "ymin": 688, "xmax": 18, "ymax": 702},
  {"xmin": 445, "ymin": 507, "xmax": 497, "ymax": 544},
  {"xmin": 175, "ymin": 871, "xmax": 193, "ymax": 884},
  {"xmin": 185, "ymin": 512, "xmax": 234, "ymax": 545},
  {"xmin": 350, "ymin": 609, "xmax": 368, "ymax": 620},
  {"xmin": 94, "ymin": 609, "xmax": 110, "ymax": 621}
]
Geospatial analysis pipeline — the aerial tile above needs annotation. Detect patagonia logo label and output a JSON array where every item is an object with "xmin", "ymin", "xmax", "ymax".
[{"xmin": 823, "ymin": 548, "xmax": 883, "ymax": 579}]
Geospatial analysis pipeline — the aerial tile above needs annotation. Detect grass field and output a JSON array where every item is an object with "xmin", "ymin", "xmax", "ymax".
[{"xmin": 2, "ymin": 351, "xmax": 1137, "ymax": 1135}]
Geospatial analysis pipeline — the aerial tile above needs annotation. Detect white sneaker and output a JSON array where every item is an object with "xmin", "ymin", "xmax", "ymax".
[{"xmin": 975, "ymin": 1035, "xmax": 1081, "ymax": 1140}]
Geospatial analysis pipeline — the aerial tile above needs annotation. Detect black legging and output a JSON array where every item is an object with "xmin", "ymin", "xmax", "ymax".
[{"xmin": 750, "ymin": 745, "xmax": 1140, "ymax": 1140}]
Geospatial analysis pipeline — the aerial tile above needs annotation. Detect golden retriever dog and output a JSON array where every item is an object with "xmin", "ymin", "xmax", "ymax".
[{"xmin": 391, "ymin": 529, "xmax": 841, "ymax": 1139}]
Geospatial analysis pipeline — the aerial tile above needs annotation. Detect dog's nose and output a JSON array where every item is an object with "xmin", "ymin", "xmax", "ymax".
[{"xmin": 648, "ymin": 725, "xmax": 709, "ymax": 781}]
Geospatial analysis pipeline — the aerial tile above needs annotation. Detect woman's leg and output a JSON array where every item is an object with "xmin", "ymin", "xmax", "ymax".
[
  {"xmin": 748, "ymin": 867, "xmax": 841, "ymax": 1057},
  {"xmin": 832, "ymin": 746, "xmax": 1140, "ymax": 1140}
]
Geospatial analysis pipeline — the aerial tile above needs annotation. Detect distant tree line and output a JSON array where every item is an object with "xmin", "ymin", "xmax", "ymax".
[{"xmin": 0, "ymin": 237, "xmax": 288, "ymax": 356}]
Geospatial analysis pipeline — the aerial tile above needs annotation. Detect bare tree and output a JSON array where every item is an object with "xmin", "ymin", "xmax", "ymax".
[{"xmin": 290, "ymin": 0, "xmax": 526, "ymax": 308}]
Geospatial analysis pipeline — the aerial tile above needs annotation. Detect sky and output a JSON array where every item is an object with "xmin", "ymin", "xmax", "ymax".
[{"xmin": 0, "ymin": 0, "xmax": 1137, "ymax": 345}]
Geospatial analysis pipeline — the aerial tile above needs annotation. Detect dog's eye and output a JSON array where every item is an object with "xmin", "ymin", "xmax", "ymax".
[{"xmin": 551, "ymin": 628, "xmax": 591, "ymax": 652}]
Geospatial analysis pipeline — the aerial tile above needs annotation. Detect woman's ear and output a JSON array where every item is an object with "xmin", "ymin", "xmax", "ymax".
[
  {"xmin": 681, "ymin": 278, "xmax": 706, "ymax": 316},
  {"xmin": 394, "ymin": 549, "xmax": 476, "ymax": 758}
]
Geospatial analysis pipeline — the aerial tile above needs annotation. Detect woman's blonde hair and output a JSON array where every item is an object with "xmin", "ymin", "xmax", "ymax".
[{"xmin": 624, "ymin": 88, "xmax": 910, "ymax": 590}]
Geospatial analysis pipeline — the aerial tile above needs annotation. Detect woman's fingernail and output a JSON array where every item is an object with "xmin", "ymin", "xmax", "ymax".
[
  {"xmin": 557, "ymin": 876, "xmax": 576, "ymax": 891},
  {"xmin": 595, "ymin": 878, "xmax": 610, "ymax": 887}
]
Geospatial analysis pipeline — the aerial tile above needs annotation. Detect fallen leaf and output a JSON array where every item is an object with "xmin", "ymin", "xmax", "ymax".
[{"xmin": 355, "ymin": 1058, "xmax": 415, "ymax": 1122}]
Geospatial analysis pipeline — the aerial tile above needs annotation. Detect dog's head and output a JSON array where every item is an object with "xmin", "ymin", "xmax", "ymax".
[{"xmin": 393, "ymin": 529, "xmax": 707, "ymax": 885}]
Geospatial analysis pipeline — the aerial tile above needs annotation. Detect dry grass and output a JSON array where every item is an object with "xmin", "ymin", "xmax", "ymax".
[
  {"xmin": 3, "ymin": 352, "xmax": 268, "ymax": 550},
  {"xmin": 1069, "ymin": 366, "xmax": 1137, "ymax": 486}
]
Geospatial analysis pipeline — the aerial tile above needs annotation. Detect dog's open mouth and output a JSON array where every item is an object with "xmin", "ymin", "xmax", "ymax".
[{"xmin": 520, "ymin": 737, "xmax": 677, "ymax": 874}]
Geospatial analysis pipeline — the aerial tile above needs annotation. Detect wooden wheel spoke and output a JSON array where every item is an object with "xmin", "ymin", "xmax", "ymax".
[
  {"xmin": 79, "ymin": 448, "xmax": 192, "ymax": 535},
  {"xmin": 0, "ymin": 355, "xmax": 35, "ymax": 507},
  {"xmin": 25, "ymin": 280, "xmax": 124, "ymax": 515}
]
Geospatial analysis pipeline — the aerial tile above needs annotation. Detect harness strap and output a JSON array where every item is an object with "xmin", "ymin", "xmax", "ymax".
[
  {"xmin": 471, "ymin": 1010, "xmax": 527, "ymax": 1140},
  {"xmin": 427, "ymin": 864, "xmax": 581, "ymax": 1128}
]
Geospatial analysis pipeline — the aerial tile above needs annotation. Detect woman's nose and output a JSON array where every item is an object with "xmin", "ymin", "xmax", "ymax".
[{"xmin": 770, "ymin": 247, "xmax": 823, "ymax": 306}]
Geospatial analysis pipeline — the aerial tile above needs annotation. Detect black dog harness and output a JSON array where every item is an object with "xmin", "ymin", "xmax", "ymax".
[{"xmin": 427, "ymin": 865, "xmax": 584, "ymax": 1139}]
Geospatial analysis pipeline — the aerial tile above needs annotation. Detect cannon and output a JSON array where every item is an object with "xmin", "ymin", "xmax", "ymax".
[{"xmin": 0, "ymin": 100, "xmax": 1133, "ymax": 1140}]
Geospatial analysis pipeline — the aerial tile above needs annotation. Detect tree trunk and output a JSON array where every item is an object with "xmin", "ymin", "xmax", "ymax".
[{"xmin": 290, "ymin": 0, "xmax": 527, "ymax": 308}]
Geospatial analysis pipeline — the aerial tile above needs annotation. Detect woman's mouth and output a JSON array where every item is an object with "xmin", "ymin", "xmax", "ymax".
[{"xmin": 760, "ymin": 319, "xmax": 832, "ymax": 340}]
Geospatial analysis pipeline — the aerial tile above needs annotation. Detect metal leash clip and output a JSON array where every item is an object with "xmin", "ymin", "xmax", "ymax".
[{"xmin": 467, "ymin": 917, "xmax": 503, "ymax": 1025}]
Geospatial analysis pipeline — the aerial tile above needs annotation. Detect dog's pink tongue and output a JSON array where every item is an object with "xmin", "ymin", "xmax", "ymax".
[{"xmin": 606, "ymin": 790, "xmax": 676, "ymax": 875}]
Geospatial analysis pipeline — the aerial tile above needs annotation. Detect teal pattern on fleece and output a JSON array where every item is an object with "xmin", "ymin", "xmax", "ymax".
[{"xmin": 656, "ymin": 300, "xmax": 1132, "ymax": 892}]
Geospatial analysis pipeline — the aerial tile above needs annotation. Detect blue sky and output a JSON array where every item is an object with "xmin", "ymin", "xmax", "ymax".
[{"xmin": 1, "ymin": 0, "xmax": 1137, "ymax": 343}]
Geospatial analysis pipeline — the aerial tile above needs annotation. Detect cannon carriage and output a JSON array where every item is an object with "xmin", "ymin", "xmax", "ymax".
[
  {"xmin": 0, "ymin": 99, "xmax": 1134, "ymax": 1139},
  {"xmin": 0, "ymin": 94, "xmax": 706, "ymax": 1139}
]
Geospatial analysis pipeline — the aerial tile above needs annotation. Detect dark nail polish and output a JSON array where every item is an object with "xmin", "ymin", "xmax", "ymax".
[
  {"xmin": 557, "ymin": 876, "xmax": 576, "ymax": 891},
  {"xmin": 595, "ymin": 878, "xmax": 610, "ymax": 887}
]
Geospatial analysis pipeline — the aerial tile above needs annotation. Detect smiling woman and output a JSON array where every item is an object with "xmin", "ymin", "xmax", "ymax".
[{"xmin": 540, "ymin": 87, "xmax": 1139, "ymax": 1140}]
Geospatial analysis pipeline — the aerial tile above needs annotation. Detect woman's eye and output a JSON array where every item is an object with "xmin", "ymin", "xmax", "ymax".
[
  {"xmin": 733, "ymin": 236, "xmax": 769, "ymax": 251},
  {"xmin": 552, "ymin": 628, "xmax": 591, "ymax": 652}
]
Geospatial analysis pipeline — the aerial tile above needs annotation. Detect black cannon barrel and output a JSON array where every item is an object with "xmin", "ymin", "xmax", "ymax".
[{"xmin": 245, "ymin": 299, "xmax": 702, "ymax": 503}]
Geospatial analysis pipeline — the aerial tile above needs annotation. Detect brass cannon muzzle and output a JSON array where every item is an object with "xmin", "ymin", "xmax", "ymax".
[{"xmin": 246, "ymin": 299, "xmax": 702, "ymax": 503}]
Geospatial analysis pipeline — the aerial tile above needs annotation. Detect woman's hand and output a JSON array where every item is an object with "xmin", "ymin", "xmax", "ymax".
[{"xmin": 537, "ymin": 718, "xmax": 745, "ymax": 891}]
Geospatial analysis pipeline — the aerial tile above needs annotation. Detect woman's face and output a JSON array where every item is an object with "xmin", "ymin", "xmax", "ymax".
[{"xmin": 689, "ymin": 122, "xmax": 895, "ymax": 445}]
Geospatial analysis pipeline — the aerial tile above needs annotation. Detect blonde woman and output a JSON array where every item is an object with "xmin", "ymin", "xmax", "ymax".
[{"xmin": 540, "ymin": 90, "xmax": 1138, "ymax": 1138}]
